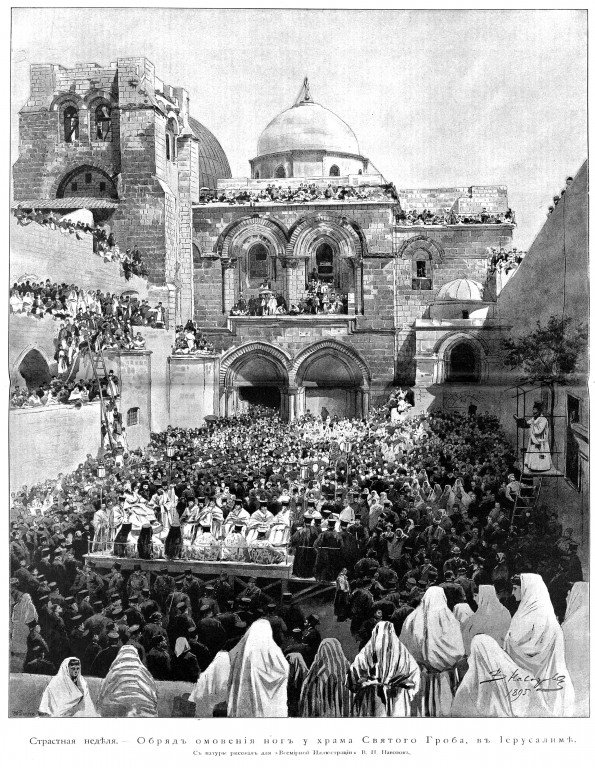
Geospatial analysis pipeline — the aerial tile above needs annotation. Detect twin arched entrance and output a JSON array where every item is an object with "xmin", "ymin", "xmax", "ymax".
[{"xmin": 220, "ymin": 341, "xmax": 371, "ymax": 420}]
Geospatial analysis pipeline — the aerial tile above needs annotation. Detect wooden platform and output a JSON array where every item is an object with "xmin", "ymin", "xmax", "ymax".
[{"xmin": 84, "ymin": 553, "xmax": 294, "ymax": 597}]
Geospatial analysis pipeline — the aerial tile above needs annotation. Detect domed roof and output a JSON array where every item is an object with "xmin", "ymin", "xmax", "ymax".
[
  {"xmin": 189, "ymin": 116, "xmax": 232, "ymax": 191},
  {"xmin": 257, "ymin": 100, "xmax": 360, "ymax": 157},
  {"xmin": 437, "ymin": 278, "xmax": 484, "ymax": 301}
]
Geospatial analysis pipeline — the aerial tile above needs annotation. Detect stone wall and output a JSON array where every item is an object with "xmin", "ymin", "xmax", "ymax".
[
  {"xmin": 10, "ymin": 216, "xmax": 149, "ymax": 297},
  {"xmin": 397, "ymin": 185, "xmax": 508, "ymax": 214},
  {"xmin": 168, "ymin": 356, "xmax": 220, "ymax": 428},
  {"xmin": 10, "ymin": 401, "xmax": 101, "ymax": 491}
]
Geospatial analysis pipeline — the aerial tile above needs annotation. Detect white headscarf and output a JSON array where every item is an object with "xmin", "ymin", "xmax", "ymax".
[
  {"xmin": 504, "ymin": 574, "xmax": 574, "ymax": 717},
  {"xmin": 227, "ymin": 619, "xmax": 289, "ymax": 717},
  {"xmin": 191, "ymin": 651, "xmax": 231, "ymax": 718},
  {"xmin": 453, "ymin": 603, "xmax": 474, "ymax": 625},
  {"xmin": 562, "ymin": 582, "xmax": 589, "ymax": 716},
  {"xmin": 461, "ymin": 584, "xmax": 511, "ymax": 654},
  {"xmin": 39, "ymin": 657, "xmax": 98, "ymax": 717},
  {"xmin": 451, "ymin": 635, "xmax": 531, "ymax": 717},
  {"xmin": 175, "ymin": 637, "xmax": 190, "ymax": 657}
]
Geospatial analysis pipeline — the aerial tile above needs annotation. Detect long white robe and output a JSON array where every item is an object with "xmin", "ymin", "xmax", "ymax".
[
  {"xmin": 227, "ymin": 619, "xmax": 289, "ymax": 717},
  {"xmin": 504, "ymin": 573, "xmax": 574, "ymax": 716},
  {"xmin": 461, "ymin": 584, "xmax": 511, "ymax": 655},
  {"xmin": 524, "ymin": 415, "xmax": 552, "ymax": 471},
  {"xmin": 96, "ymin": 644, "xmax": 158, "ymax": 717},
  {"xmin": 191, "ymin": 651, "xmax": 231, "ymax": 718},
  {"xmin": 11, "ymin": 593, "xmax": 37, "ymax": 655},
  {"xmin": 451, "ymin": 635, "xmax": 532, "ymax": 717},
  {"xmin": 561, "ymin": 581, "xmax": 589, "ymax": 716},
  {"xmin": 39, "ymin": 657, "xmax": 98, "ymax": 717},
  {"xmin": 399, "ymin": 586, "xmax": 465, "ymax": 717}
]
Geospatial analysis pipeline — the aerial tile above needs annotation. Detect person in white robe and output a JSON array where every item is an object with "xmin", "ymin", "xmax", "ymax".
[
  {"xmin": 347, "ymin": 621, "xmax": 419, "ymax": 717},
  {"xmin": 514, "ymin": 402, "xmax": 552, "ymax": 472},
  {"xmin": 190, "ymin": 524, "xmax": 220, "ymax": 561},
  {"xmin": 461, "ymin": 584, "xmax": 511, "ymax": 655},
  {"xmin": 38, "ymin": 657, "xmax": 98, "ymax": 717},
  {"xmin": 400, "ymin": 585, "xmax": 465, "ymax": 717},
  {"xmin": 11, "ymin": 591, "xmax": 37, "ymax": 661},
  {"xmin": 220, "ymin": 524, "xmax": 249, "ymax": 562},
  {"xmin": 123, "ymin": 484, "xmax": 161, "ymax": 534},
  {"xmin": 561, "ymin": 581, "xmax": 589, "ymax": 716},
  {"xmin": 451, "ymin": 635, "xmax": 532, "ymax": 717},
  {"xmin": 245, "ymin": 506, "xmax": 274, "ymax": 544},
  {"xmin": 227, "ymin": 619, "xmax": 289, "ymax": 717},
  {"xmin": 92, "ymin": 506, "xmax": 110, "ymax": 551},
  {"xmin": 222, "ymin": 500, "xmax": 250, "ymax": 537},
  {"xmin": 268, "ymin": 499, "xmax": 292, "ymax": 547},
  {"xmin": 96, "ymin": 644, "xmax": 158, "ymax": 717},
  {"xmin": 453, "ymin": 602, "xmax": 474, "ymax": 625},
  {"xmin": 504, "ymin": 573, "xmax": 574, "ymax": 716},
  {"xmin": 191, "ymin": 651, "xmax": 231, "ymax": 718}
]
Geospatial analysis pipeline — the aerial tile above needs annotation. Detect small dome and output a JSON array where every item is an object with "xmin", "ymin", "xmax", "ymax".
[
  {"xmin": 437, "ymin": 278, "xmax": 484, "ymax": 301},
  {"xmin": 257, "ymin": 101, "xmax": 360, "ymax": 157}
]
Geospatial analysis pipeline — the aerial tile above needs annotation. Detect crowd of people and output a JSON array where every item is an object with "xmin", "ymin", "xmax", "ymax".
[
  {"xmin": 547, "ymin": 175, "xmax": 574, "ymax": 217},
  {"xmin": 198, "ymin": 181, "xmax": 401, "ymax": 206},
  {"xmin": 172, "ymin": 321, "xmax": 216, "ymax": 355},
  {"xmin": 402, "ymin": 207, "xmax": 516, "ymax": 226},
  {"xmin": 10, "ymin": 404, "xmax": 588, "ymax": 716},
  {"xmin": 13, "ymin": 207, "xmax": 148, "ymax": 280},
  {"xmin": 487, "ymin": 247, "xmax": 525, "ymax": 276},
  {"xmin": 229, "ymin": 277, "xmax": 348, "ymax": 317}
]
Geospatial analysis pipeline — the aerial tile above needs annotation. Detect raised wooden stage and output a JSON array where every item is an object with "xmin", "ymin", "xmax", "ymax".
[{"xmin": 84, "ymin": 553, "xmax": 295, "ymax": 597}]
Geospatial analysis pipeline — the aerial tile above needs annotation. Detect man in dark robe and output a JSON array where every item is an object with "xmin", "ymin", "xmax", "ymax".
[
  {"xmin": 90, "ymin": 631, "xmax": 121, "ymax": 677},
  {"xmin": 313, "ymin": 519, "xmax": 343, "ymax": 581},
  {"xmin": 146, "ymin": 635, "xmax": 171, "ymax": 680},
  {"xmin": 290, "ymin": 514, "xmax": 317, "ymax": 578}
]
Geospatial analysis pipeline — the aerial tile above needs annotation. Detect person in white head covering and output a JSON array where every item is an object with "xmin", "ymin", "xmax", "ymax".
[
  {"xmin": 299, "ymin": 637, "xmax": 352, "ymax": 717},
  {"xmin": 191, "ymin": 651, "xmax": 231, "ymax": 718},
  {"xmin": 451, "ymin": 635, "xmax": 532, "ymax": 717},
  {"xmin": 453, "ymin": 602, "xmax": 474, "ymax": 625},
  {"xmin": 504, "ymin": 574, "xmax": 574, "ymax": 717},
  {"xmin": 227, "ymin": 619, "xmax": 289, "ymax": 717},
  {"xmin": 96, "ymin": 644, "xmax": 158, "ymax": 717},
  {"xmin": 461, "ymin": 584, "xmax": 511, "ymax": 655},
  {"xmin": 347, "ymin": 621, "xmax": 419, "ymax": 717},
  {"xmin": 39, "ymin": 657, "xmax": 98, "ymax": 717},
  {"xmin": 561, "ymin": 581, "xmax": 589, "ymax": 716},
  {"xmin": 399, "ymin": 586, "xmax": 465, "ymax": 716},
  {"xmin": 11, "ymin": 591, "xmax": 37, "ymax": 658}
]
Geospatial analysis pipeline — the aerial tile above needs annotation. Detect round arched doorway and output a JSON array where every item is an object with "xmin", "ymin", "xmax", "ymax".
[{"xmin": 222, "ymin": 347, "xmax": 290, "ymax": 417}]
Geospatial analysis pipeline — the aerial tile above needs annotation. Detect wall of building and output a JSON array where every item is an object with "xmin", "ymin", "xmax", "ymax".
[
  {"xmin": 10, "ymin": 216, "xmax": 149, "ymax": 296},
  {"xmin": 10, "ymin": 402, "xmax": 101, "ymax": 491},
  {"xmin": 397, "ymin": 185, "xmax": 508, "ymax": 214},
  {"xmin": 168, "ymin": 356, "xmax": 220, "ymax": 428}
]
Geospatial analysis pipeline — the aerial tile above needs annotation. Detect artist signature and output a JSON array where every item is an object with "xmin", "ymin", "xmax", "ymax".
[{"xmin": 479, "ymin": 668, "xmax": 566, "ymax": 700}]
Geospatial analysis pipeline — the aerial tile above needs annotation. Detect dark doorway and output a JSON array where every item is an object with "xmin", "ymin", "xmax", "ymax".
[
  {"xmin": 447, "ymin": 342, "xmax": 479, "ymax": 382},
  {"xmin": 316, "ymin": 243, "xmax": 334, "ymax": 283},
  {"xmin": 566, "ymin": 394, "xmax": 581, "ymax": 488},
  {"xmin": 19, "ymin": 350, "xmax": 51, "ymax": 390},
  {"xmin": 238, "ymin": 386, "xmax": 281, "ymax": 410}
]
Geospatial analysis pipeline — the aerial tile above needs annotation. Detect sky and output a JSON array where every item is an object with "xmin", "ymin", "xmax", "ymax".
[{"xmin": 10, "ymin": 8, "xmax": 587, "ymax": 250}]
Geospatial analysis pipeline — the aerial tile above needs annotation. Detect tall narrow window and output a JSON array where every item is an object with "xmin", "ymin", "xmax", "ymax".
[
  {"xmin": 64, "ymin": 106, "xmax": 79, "ymax": 143},
  {"xmin": 127, "ymin": 407, "xmax": 140, "ymax": 427},
  {"xmin": 248, "ymin": 243, "xmax": 269, "ymax": 280},
  {"xmin": 316, "ymin": 243, "xmax": 334, "ymax": 283},
  {"xmin": 411, "ymin": 250, "xmax": 432, "ymax": 290},
  {"xmin": 329, "ymin": 164, "xmax": 340, "ymax": 176},
  {"xmin": 95, "ymin": 104, "xmax": 112, "ymax": 140},
  {"xmin": 166, "ymin": 117, "xmax": 178, "ymax": 161}
]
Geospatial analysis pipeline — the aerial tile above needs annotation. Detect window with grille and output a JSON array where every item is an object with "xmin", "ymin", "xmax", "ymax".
[
  {"xmin": 127, "ymin": 407, "xmax": 140, "ymax": 427},
  {"xmin": 63, "ymin": 106, "xmax": 79, "ymax": 143},
  {"xmin": 95, "ymin": 104, "xmax": 112, "ymax": 141},
  {"xmin": 412, "ymin": 253, "xmax": 432, "ymax": 289}
]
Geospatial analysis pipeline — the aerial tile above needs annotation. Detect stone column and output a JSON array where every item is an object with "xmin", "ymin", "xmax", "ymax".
[
  {"xmin": 362, "ymin": 390, "xmax": 370, "ymax": 418},
  {"xmin": 354, "ymin": 258, "xmax": 363, "ymax": 315},
  {"xmin": 355, "ymin": 390, "xmax": 363, "ymax": 419},
  {"xmin": 295, "ymin": 387, "xmax": 306, "ymax": 419},
  {"xmin": 287, "ymin": 388, "xmax": 298, "ymax": 421}
]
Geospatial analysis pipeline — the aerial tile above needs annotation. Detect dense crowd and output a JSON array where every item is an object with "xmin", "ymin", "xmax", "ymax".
[
  {"xmin": 172, "ymin": 321, "xmax": 216, "ymax": 355},
  {"xmin": 13, "ymin": 207, "xmax": 148, "ymax": 280},
  {"xmin": 401, "ymin": 207, "xmax": 516, "ymax": 226},
  {"xmin": 487, "ymin": 247, "xmax": 524, "ymax": 275},
  {"xmin": 198, "ymin": 182, "xmax": 401, "ymax": 205},
  {"xmin": 10, "ymin": 405, "xmax": 587, "ymax": 716},
  {"xmin": 229, "ymin": 277, "xmax": 348, "ymax": 317}
]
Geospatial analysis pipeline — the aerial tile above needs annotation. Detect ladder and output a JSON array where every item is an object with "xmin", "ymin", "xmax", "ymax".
[
  {"xmin": 84, "ymin": 333, "xmax": 117, "ymax": 452},
  {"xmin": 511, "ymin": 470, "xmax": 543, "ymax": 527}
]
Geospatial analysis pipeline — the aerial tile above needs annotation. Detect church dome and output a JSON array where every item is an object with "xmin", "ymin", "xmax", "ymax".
[
  {"xmin": 189, "ymin": 116, "xmax": 232, "ymax": 190},
  {"xmin": 437, "ymin": 278, "xmax": 484, "ymax": 301},
  {"xmin": 257, "ymin": 101, "xmax": 360, "ymax": 157}
]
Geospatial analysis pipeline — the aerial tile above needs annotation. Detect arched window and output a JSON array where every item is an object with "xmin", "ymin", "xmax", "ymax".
[
  {"xmin": 274, "ymin": 165, "xmax": 286, "ymax": 178},
  {"xmin": 127, "ymin": 407, "xmax": 140, "ymax": 427},
  {"xmin": 447, "ymin": 342, "xmax": 479, "ymax": 382},
  {"xmin": 63, "ymin": 106, "xmax": 79, "ymax": 143},
  {"xmin": 248, "ymin": 243, "xmax": 269, "ymax": 280},
  {"xmin": 95, "ymin": 104, "xmax": 112, "ymax": 140},
  {"xmin": 329, "ymin": 164, "xmax": 340, "ymax": 177},
  {"xmin": 166, "ymin": 117, "xmax": 178, "ymax": 162},
  {"xmin": 18, "ymin": 350, "xmax": 51, "ymax": 390},
  {"xmin": 316, "ymin": 243, "xmax": 335, "ymax": 283},
  {"xmin": 254, "ymin": 170, "xmax": 260, "ymax": 179},
  {"xmin": 411, "ymin": 248, "xmax": 433, "ymax": 290}
]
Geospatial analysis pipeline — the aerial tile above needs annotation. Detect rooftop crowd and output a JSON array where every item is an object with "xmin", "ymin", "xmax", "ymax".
[
  {"xmin": 487, "ymin": 247, "xmax": 524, "ymax": 276},
  {"xmin": 198, "ymin": 182, "xmax": 401, "ymax": 205},
  {"xmin": 402, "ymin": 207, "xmax": 516, "ymax": 226},
  {"xmin": 172, "ymin": 320, "xmax": 216, "ymax": 355},
  {"xmin": 10, "ymin": 404, "xmax": 587, "ymax": 716},
  {"xmin": 13, "ymin": 207, "xmax": 148, "ymax": 280}
]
